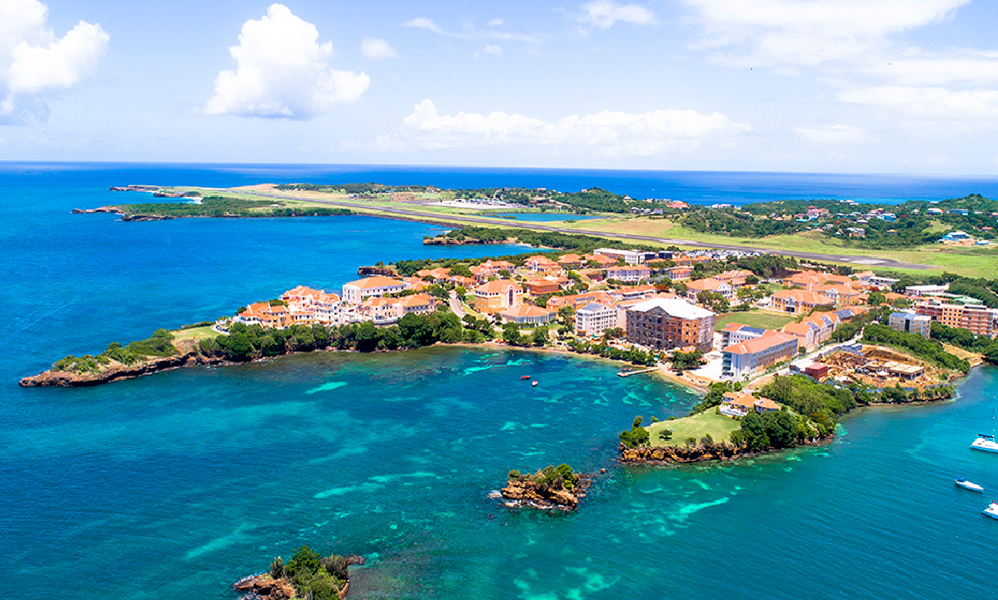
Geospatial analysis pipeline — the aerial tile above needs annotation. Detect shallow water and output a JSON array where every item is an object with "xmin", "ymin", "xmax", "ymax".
[{"xmin": 2, "ymin": 163, "xmax": 996, "ymax": 600}]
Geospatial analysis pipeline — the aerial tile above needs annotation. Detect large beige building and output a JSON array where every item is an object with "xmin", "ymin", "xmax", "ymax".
[{"xmin": 625, "ymin": 298, "xmax": 716, "ymax": 352}]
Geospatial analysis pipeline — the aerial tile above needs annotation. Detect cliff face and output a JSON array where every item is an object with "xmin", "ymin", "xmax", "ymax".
[
  {"xmin": 500, "ymin": 476, "xmax": 592, "ymax": 510},
  {"xmin": 19, "ymin": 351, "xmax": 223, "ymax": 387},
  {"xmin": 619, "ymin": 443, "xmax": 749, "ymax": 464}
]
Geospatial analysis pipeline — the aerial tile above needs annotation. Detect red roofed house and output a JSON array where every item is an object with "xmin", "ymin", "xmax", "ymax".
[
  {"xmin": 770, "ymin": 289, "xmax": 834, "ymax": 314},
  {"xmin": 342, "ymin": 276, "xmax": 411, "ymax": 304},
  {"xmin": 606, "ymin": 265, "xmax": 652, "ymax": 283},
  {"xmin": 473, "ymin": 279, "xmax": 523, "ymax": 314},
  {"xmin": 501, "ymin": 304, "xmax": 555, "ymax": 325},
  {"xmin": 714, "ymin": 269, "xmax": 753, "ymax": 286},
  {"xmin": 557, "ymin": 254, "xmax": 583, "ymax": 269},
  {"xmin": 686, "ymin": 277, "xmax": 734, "ymax": 301},
  {"xmin": 721, "ymin": 330, "xmax": 799, "ymax": 379}
]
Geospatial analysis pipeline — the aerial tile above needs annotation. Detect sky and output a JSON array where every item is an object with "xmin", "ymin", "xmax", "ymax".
[{"xmin": 3, "ymin": 0, "xmax": 998, "ymax": 174}]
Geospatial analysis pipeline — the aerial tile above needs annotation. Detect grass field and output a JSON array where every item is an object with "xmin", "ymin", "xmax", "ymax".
[
  {"xmin": 170, "ymin": 326, "xmax": 218, "ymax": 343},
  {"xmin": 714, "ymin": 310, "xmax": 795, "ymax": 331},
  {"xmin": 647, "ymin": 410, "xmax": 741, "ymax": 447}
]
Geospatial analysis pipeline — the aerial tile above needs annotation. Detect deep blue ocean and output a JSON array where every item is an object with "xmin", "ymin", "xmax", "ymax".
[{"xmin": 2, "ymin": 163, "xmax": 997, "ymax": 600}]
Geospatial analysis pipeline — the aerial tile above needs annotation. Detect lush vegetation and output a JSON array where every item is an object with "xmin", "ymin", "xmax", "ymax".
[
  {"xmin": 112, "ymin": 196, "xmax": 353, "ymax": 219},
  {"xmin": 930, "ymin": 321, "xmax": 998, "ymax": 364},
  {"xmin": 53, "ymin": 329, "xmax": 179, "ymax": 374},
  {"xmin": 268, "ymin": 546, "xmax": 351, "ymax": 600},
  {"xmin": 507, "ymin": 463, "xmax": 583, "ymax": 492},
  {"xmin": 431, "ymin": 225, "xmax": 642, "ymax": 252},
  {"xmin": 862, "ymin": 323, "xmax": 971, "ymax": 373},
  {"xmin": 619, "ymin": 415, "xmax": 651, "ymax": 448},
  {"xmin": 758, "ymin": 375, "xmax": 857, "ymax": 437},
  {"xmin": 199, "ymin": 312, "xmax": 475, "ymax": 360}
]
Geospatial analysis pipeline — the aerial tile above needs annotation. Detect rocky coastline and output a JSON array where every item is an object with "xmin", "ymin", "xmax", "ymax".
[
  {"xmin": 19, "ymin": 350, "xmax": 228, "ymax": 387},
  {"xmin": 618, "ymin": 436, "xmax": 832, "ymax": 465}
]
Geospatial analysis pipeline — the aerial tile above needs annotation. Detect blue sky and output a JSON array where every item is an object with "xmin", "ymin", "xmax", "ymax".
[{"xmin": 3, "ymin": 0, "xmax": 998, "ymax": 173}]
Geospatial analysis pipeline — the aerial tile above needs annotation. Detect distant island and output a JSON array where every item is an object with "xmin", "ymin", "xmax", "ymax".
[{"xmin": 233, "ymin": 546, "xmax": 364, "ymax": 600}]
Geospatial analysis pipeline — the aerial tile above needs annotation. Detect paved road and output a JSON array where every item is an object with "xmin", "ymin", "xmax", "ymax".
[
  {"xmin": 235, "ymin": 189, "xmax": 936, "ymax": 271},
  {"xmin": 447, "ymin": 291, "xmax": 466, "ymax": 318}
]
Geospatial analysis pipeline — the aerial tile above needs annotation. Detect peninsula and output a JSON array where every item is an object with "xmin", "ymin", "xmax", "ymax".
[
  {"xmin": 34, "ymin": 190, "xmax": 998, "ymax": 466},
  {"xmin": 80, "ymin": 182, "xmax": 998, "ymax": 274}
]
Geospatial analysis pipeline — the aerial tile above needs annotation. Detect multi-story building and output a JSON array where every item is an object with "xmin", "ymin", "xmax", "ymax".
[
  {"xmin": 342, "ymin": 276, "xmax": 410, "ymax": 304},
  {"xmin": 719, "ymin": 323, "xmax": 766, "ymax": 347},
  {"xmin": 546, "ymin": 291, "xmax": 612, "ymax": 311},
  {"xmin": 770, "ymin": 289, "xmax": 835, "ymax": 314},
  {"xmin": 889, "ymin": 311, "xmax": 932, "ymax": 338},
  {"xmin": 501, "ymin": 304, "xmax": 555, "ymax": 325},
  {"xmin": 625, "ymin": 298, "xmax": 716, "ymax": 352},
  {"xmin": 721, "ymin": 331, "xmax": 800, "ymax": 379},
  {"xmin": 605, "ymin": 265, "xmax": 652, "ymax": 283},
  {"xmin": 575, "ymin": 302, "xmax": 618, "ymax": 337},
  {"xmin": 473, "ymin": 279, "xmax": 523, "ymax": 314},
  {"xmin": 593, "ymin": 248, "xmax": 646, "ymax": 265},
  {"xmin": 915, "ymin": 299, "xmax": 998, "ymax": 337},
  {"xmin": 686, "ymin": 277, "xmax": 735, "ymax": 301}
]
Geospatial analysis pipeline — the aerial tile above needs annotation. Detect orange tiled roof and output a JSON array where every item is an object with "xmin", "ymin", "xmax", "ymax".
[
  {"xmin": 346, "ymin": 276, "xmax": 407, "ymax": 290},
  {"xmin": 723, "ymin": 330, "xmax": 798, "ymax": 355},
  {"xmin": 475, "ymin": 279, "xmax": 522, "ymax": 294}
]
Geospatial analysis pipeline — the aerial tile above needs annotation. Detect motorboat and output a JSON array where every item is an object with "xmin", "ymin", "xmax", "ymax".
[
  {"xmin": 521, "ymin": 375, "xmax": 531, "ymax": 380},
  {"xmin": 984, "ymin": 501, "xmax": 998, "ymax": 521},
  {"xmin": 532, "ymin": 380, "xmax": 538, "ymax": 387},
  {"xmin": 955, "ymin": 478, "xmax": 984, "ymax": 492}
]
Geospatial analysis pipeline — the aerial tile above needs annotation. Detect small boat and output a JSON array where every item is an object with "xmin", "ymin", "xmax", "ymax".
[
  {"xmin": 532, "ymin": 380, "xmax": 538, "ymax": 387},
  {"xmin": 984, "ymin": 501, "xmax": 998, "ymax": 521},
  {"xmin": 955, "ymin": 478, "xmax": 984, "ymax": 492},
  {"xmin": 971, "ymin": 403, "xmax": 998, "ymax": 453},
  {"xmin": 521, "ymin": 375, "xmax": 531, "ymax": 380}
]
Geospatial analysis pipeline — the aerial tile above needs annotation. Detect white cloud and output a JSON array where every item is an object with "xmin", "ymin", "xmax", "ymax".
[
  {"xmin": 838, "ymin": 86, "xmax": 998, "ymax": 122},
  {"xmin": 685, "ymin": 0, "xmax": 968, "ymax": 66},
  {"xmin": 580, "ymin": 1, "xmax": 656, "ymax": 29},
  {"xmin": 375, "ymin": 99, "xmax": 750, "ymax": 156},
  {"xmin": 795, "ymin": 124, "xmax": 872, "ymax": 145},
  {"xmin": 0, "ymin": 0, "xmax": 109, "ymax": 122},
  {"xmin": 203, "ymin": 4, "xmax": 369, "ymax": 119},
  {"xmin": 484, "ymin": 45, "xmax": 502, "ymax": 55},
  {"xmin": 361, "ymin": 37, "xmax": 398, "ymax": 60},
  {"xmin": 403, "ymin": 16, "xmax": 538, "ymax": 43},
  {"xmin": 403, "ymin": 17, "xmax": 443, "ymax": 34}
]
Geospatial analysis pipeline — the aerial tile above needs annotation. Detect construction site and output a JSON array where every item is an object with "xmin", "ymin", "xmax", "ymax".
[{"xmin": 805, "ymin": 345, "xmax": 947, "ymax": 391}]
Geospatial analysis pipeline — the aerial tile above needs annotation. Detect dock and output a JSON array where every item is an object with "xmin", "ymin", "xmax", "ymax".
[{"xmin": 616, "ymin": 367, "xmax": 659, "ymax": 378}]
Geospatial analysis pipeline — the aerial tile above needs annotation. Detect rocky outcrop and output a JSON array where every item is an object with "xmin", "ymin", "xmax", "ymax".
[
  {"xmin": 500, "ymin": 475, "xmax": 592, "ymax": 510},
  {"xmin": 233, "ymin": 574, "xmax": 297, "ymax": 600},
  {"xmin": 109, "ymin": 185, "xmax": 159, "ymax": 192},
  {"xmin": 618, "ymin": 437, "xmax": 831, "ymax": 465},
  {"xmin": 19, "ymin": 351, "xmax": 225, "ymax": 387},
  {"xmin": 72, "ymin": 206, "xmax": 121, "ymax": 214}
]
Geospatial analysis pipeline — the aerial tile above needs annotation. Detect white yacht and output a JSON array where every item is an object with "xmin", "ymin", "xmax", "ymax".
[
  {"xmin": 955, "ymin": 478, "xmax": 984, "ymax": 492},
  {"xmin": 984, "ymin": 501, "xmax": 998, "ymax": 521},
  {"xmin": 971, "ymin": 435, "xmax": 998, "ymax": 453},
  {"xmin": 971, "ymin": 404, "xmax": 998, "ymax": 453}
]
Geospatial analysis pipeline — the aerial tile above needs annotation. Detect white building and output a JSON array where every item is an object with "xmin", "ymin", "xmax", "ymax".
[
  {"xmin": 594, "ymin": 248, "xmax": 646, "ymax": 265},
  {"xmin": 575, "ymin": 302, "xmax": 618, "ymax": 337},
  {"xmin": 904, "ymin": 283, "xmax": 949, "ymax": 297},
  {"xmin": 342, "ymin": 276, "xmax": 411, "ymax": 304}
]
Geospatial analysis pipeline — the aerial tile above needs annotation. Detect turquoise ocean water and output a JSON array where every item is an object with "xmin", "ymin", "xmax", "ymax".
[{"xmin": 2, "ymin": 163, "xmax": 997, "ymax": 600}]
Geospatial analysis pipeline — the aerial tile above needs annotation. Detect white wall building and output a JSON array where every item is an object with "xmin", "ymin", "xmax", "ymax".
[
  {"xmin": 342, "ymin": 276, "xmax": 411, "ymax": 304},
  {"xmin": 575, "ymin": 302, "xmax": 618, "ymax": 337}
]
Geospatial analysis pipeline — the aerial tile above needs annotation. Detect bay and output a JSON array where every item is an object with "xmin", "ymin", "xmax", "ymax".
[{"xmin": 1, "ymin": 163, "xmax": 995, "ymax": 600}]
